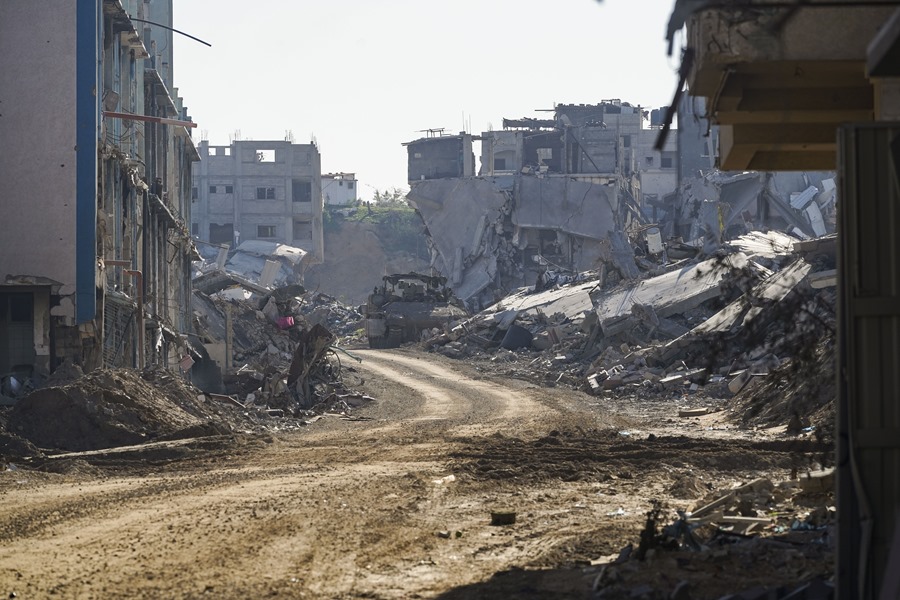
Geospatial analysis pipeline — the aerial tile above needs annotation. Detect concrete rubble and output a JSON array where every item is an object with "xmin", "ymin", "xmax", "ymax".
[
  {"xmin": 656, "ymin": 170, "xmax": 837, "ymax": 247},
  {"xmin": 194, "ymin": 239, "xmax": 308, "ymax": 290},
  {"xmin": 423, "ymin": 226, "xmax": 836, "ymax": 433},
  {"xmin": 404, "ymin": 103, "xmax": 834, "ymax": 321},
  {"xmin": 405, "ymin": 102, "xmax": 654, "ymax": 312},
  {"xmin": 407, "ymin": 175, "xmax": 641, "ymax": 311},
  {"xmin": 591, "ymin": 469, "xmax": 836, "ymax": 599},
  {"xmin": 191, "ymin": 276, "xmax": 368, "ymax": 418}
]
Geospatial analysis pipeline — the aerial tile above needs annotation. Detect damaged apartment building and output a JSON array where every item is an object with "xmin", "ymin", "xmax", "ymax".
[
  {"xmin": 406, "ymin": 100, "xmax": 838, "ymax": 311},
  {"xmin": 191, "ymin": 139, "xmax": 325, "ymax": 265},
  {"xmin": 405, "ymin": 101, "xmax": 680, "ymax": 309},
  {"xmin": 653, "ymin": 95, "xmax": 837, "ymax": 245},
  {"xmin": 0, "ymin": 0, "xmax": 198, "ymax": 389}
]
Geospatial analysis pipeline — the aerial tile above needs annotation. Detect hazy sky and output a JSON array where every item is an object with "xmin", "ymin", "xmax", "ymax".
[{"xmin": 173, "ymin": 0, "xmax": 680, "ymax": 199}]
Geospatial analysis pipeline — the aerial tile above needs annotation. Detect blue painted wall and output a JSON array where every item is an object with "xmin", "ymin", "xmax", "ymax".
[{"xmin": 76, "ymin": 0, "xmax": 100, "ymax": 323}]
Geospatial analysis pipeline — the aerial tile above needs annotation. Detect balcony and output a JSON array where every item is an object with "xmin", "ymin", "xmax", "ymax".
[{"xmin": 685, "ymin": 4, "xmax": 893, "ymax": 170}]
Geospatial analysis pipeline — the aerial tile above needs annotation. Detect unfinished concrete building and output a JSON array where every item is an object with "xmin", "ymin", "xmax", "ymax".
[
  {"xmin": 0, "ymin": 0, "xmax": 199, "ymax": 386},
  {"xmin": 191, "ymin": 140, "xmax": 324, "ymax": 264},
  {"xmin": 668, "ymin": 1, "xmax": 900, "ymax": 596}
]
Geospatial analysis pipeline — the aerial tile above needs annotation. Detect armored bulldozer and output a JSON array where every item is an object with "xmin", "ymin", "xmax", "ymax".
[{"xmin": 363, "ymin": 273, "xmax": 467, "ymax": 348}]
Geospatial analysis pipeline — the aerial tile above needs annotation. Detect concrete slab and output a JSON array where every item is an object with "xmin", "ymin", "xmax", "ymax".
[
  {"xmin": 407, "ymin": 178, "xmax": 510, "ymax": 301},
  {"xmin": 655, "ymin": 258, "xmax": 812, "ymax": 364},
  {"xmin": 497, "ymin": 280, "xmax": 598, "ymax": 320},
  {"xmin": 728, "ymin": 230, "xmax": 799, "ymax": 259},
  {"xmin": 513, "ymin": 176, "xmax": 617, "ymax": 240},
  {"xmin": 790, "ymin": 185, "xmax": 819, "ymax": 210},
  {"xmin": 700, "ymin": 258, "xmax": 811, "ymax": 335},
  {"xmin": 594, "ymin": 253, "xmax": 749, "ymax": 332}
]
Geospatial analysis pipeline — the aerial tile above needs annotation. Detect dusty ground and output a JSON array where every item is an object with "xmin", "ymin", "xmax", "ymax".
[{"xmin": 0, "ymin": 349, "xmax": 828, "ymax": 599}]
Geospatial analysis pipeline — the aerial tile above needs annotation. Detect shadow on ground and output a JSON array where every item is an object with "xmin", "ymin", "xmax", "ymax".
[{"xmin": 432, "ymin": 566, "xmax": 590, "ymax": 600}]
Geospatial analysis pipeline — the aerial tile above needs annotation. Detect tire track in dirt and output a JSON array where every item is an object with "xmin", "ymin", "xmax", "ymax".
[
  {"xmin": 352, "ymin": 351, "xmax": 460, "ymax": 422},
  {"xmin": 354, "ymin": 350, "xmax": 557, "ymax": 430},
  {"xmin": 0, "ymin": 351, "xmax": 630, "ymax": 599}
]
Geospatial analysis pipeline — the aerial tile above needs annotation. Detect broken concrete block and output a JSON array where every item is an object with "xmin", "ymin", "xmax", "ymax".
[
  {"xmin": 684, "ymin": 368, "xmax": 708, "ymax": 384},
  {"xmin": 660, "ymin": 374, "xmax": 685, "ymax": 389},
  {"xmin": 799, "ymin": 468, "xmax": 835, "ymax": 494},
  {"xmin": 642, "ymin": 371, "xmax": 661, "ymax": 383},
  {"xmin": 603, "ymin": 376, "xmax": 625, "ymax": 390},
  {"xmin": 728, "ymin": 370, "xmax": 752, "ymax": 394},
  {"xmin": 678, "ymin": 407, "xmax": 710, "ymax": 418},
  {"xmin": 532, "ymin": 331, "xmax": 553, "ymax": 351},
  {"xmin": 586, "ymin": 374, "xmax": 603, "ymax": 394}
]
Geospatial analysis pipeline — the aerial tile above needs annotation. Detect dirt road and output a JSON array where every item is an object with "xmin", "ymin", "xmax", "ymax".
[{"xmin": 0, "ymin": 350, "xmax": 810, "ymax": 599}]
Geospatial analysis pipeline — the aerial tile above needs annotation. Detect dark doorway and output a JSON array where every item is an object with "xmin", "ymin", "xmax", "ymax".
[{"xmin": 0, "ymin": 292, "xmax": 35, "ymax": 376}]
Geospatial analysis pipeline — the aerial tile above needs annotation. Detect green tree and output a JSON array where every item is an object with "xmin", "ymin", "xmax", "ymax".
[{"xmin": 371, "ymin": 187, "xmax": 410, "ymax": 206}]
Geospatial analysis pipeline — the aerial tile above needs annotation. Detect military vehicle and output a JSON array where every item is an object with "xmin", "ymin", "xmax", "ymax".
[{"xmin": 363, "ymin": 273, "xmax": 467, "ymax": 348}]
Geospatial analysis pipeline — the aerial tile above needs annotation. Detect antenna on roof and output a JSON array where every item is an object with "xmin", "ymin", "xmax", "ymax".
[{"xmin": 417, "ymin": 128, "xmax": 446, "ymax": 138}]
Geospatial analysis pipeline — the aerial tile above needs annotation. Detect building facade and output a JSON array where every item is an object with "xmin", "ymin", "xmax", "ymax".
[
  {"xmin": 191, "ymin": 140, "xmax": 324, "ymax": 264},
  {"xmin": 634, "ymin": 124, "xmax": 679, "ymax": 208},
  {"xmin": 0, "ymin": 0, "xmax": 198, "ymax": 381}
]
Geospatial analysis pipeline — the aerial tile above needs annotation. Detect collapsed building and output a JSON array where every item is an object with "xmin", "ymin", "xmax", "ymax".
[
  {"xmin": 655, "ymin": 95, "xmax": 837, "ymax": 244},
  {"xmin": 0, "ymin": 1, "xmax": 198, "ymax": 395},
  {"xmin": 405, "ymin": 101, "xmax": 835, "ymax": 312},
  {"xmin": 406, "ymin": 102, "xmax": 671, "ymax": 310}
]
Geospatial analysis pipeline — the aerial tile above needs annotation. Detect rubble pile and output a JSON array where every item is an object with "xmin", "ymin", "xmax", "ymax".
[
  {"xmin": 663, "ymin": 171, "xmax": 836, "ymax": 245},
  {"xmin": 424, "ymin": 229, "xmax": 836, "ymax": 432},
  {"xmin": 592, "ymin": 470, "xmax": 835, "ymax": 599},
  {"xmin": 192, "ymin": 279, "xmax": 368, "ymax": 418},
  {"xmin": 2, "ymin": 368, "xmax": 232, "ymax": 454},
  {"xmin": 194, "ymin": 239, "xmax": 308, "ymax": 289}
]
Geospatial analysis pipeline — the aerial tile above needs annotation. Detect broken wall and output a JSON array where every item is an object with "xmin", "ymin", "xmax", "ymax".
[
  {"xmin": 407, "ymin": 177, "xmax": 511, "ymax": 303},
  {"xmin": 670, "ymin": 170, "xmax": 837, "ymax": 245},
  {"xmin": 408, "ymin": 172, "xmax": 637, "ymax": 310},
  {"xmin": 513, "ymin": 176, "xmax": 618, "ymax": 239},
  {"xmin": 480, "ymin": 130, "xmax": 523, "ymax": 175}
]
